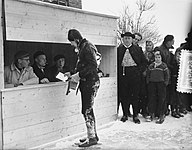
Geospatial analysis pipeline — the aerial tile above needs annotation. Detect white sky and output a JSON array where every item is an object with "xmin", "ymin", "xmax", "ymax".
[{"xmin": 82, "ymin": 0, "xmax": 192, "ymax": 49}]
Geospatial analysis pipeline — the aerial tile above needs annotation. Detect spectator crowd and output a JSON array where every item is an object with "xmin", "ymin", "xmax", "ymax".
[{"xmin": 117, "ymin": 32, "xmax": 192, "ymax": 124}]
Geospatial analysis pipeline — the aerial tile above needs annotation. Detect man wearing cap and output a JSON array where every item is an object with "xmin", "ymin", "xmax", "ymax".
[
  {"xmin": 32, "ymin": 51, "xmax": 50, "ymax": 84},
  {"xmin": 117, "ymin": 32, "xmax": 147, "ymax": 124},
  {"xmin": 4, "ymin": 50, "xmax": 38, "ymax": 88},
  {"xmin": 154, "ymin": 35, "xmax": 175, "ymax": 69},
  {"xmin": 47, "ymin": 54, "xmax": 70, "ymax": 82},
  {"xmin": 133, "ymin": 32, "xmax": 143, "ymax": 47},
  {"xmin": 154, "ymin": 35, "xmax": 175, "ymax": 121}
]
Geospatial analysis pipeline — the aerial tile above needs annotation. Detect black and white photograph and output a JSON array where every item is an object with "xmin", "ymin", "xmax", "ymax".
[{"xmin": 0, "ymin": 0, "xmax": 192, "ymax": 149}]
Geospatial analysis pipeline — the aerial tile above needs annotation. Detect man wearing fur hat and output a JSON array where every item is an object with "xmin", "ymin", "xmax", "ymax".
[
  {"xmin": 117, "ymin": 32, "xmax": 147, "ymax": 124},
  {"xmin": 4, "ymin": 50, "xmax": 38, "ymax": 88}
]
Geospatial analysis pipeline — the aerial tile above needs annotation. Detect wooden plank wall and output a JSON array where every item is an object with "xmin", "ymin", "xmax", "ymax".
[
  {"xmin": 0, "ymin": 0, "xmax": 4, "ymax": 90},
  {"xmin": 98, "ymin": 46, "xmax": 117, "ymax": 77},
  {"xmin": 1, "ymin": 77, "xmax": 117, "ymax": 149},
  {"xmin": 5, "ymin": 0, "xmax": 117, "ymax": 46},
  {"xmin": 1, "ymin": 0, "xmax": 118, "ymax": 149}
]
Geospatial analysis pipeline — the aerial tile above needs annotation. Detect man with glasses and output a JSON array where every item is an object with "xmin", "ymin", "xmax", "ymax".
[{"xmin": 4, "ymin": 50, "xmax": 38, "ymax": 88}]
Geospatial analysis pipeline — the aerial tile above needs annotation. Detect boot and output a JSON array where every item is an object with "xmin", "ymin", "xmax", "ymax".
[
  {"xmin": 142, "ymin": 113, "xmax": 148, "ymax": 119},
  {"xmin": 78, "ymin": 137, "xmax": 98, "ymax": 147},
  {"xmin": 146, "ymin": 115, "xmax": 152, "ymax": 122},
  {"xmin": 176, "ymin": 108, "xmax": 184, "ymax": 117},
  {"xmin": 171, "ymin": 110, "xmax": 180, "ymax": 118},
  {"xmin": 127, "ymin": 110, "xmax": 133, "ymax": 117},
  {"xmin": 83, "ymin": 108, "xmax": 97, "ymax": 145},
  {"xmin": 80, "ymin": 134, "xmax": 99, "ymax": 143},
  {"xmin": 180, "ymin": 108, "xmax": 188, "ymax": 114},
  {"xmin": 156, "ymin": 115, "xmax": 165, "ymax": 124},
  {"xmin": 79, "ymin": 137, "xmax": 87, "ymax": 143},
  {"xmin": 165, "ymin": 109, "xmax": 170, "ymax": 116},
  {"xmin": 146, "ymin": 113, "xmax": 154, "ymax": 122},
  {"xmin": 133, "ymin": 116, "xmax": 141, "ymax": 124},
  {"xmin": 120, "ymin": 115, "xmax": 128, "ymax": 122}
]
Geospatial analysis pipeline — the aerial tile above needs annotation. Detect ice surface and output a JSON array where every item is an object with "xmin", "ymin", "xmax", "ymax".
[{"xmin": 38, "ymin": 107, "xmax": 192, "ymax": 150}]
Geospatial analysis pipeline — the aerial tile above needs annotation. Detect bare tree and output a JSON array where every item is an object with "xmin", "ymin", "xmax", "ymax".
[{"xmin": 118, "ymin": 0, "xmax": 162, "ymax": 46}]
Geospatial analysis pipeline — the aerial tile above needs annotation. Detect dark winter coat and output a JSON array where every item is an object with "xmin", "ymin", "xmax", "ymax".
[
  {"xmin": 76, "ymin": 38, "xmax": 99, "ymax": 82},
  {"xmin": 117, "ymin": 43, "xmax": 148, "ymax": 77},
  {"xmin": 32, "ymin": 63, "xmax": 49, "ymax": 83}
]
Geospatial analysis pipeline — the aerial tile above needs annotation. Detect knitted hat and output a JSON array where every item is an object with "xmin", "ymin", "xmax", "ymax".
[{"xmin": 14, "ymin": 51, "xmax": 29, "ymax": 60}]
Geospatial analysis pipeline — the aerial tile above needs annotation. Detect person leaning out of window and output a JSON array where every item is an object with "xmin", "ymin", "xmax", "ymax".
[
  {"xmin": 4, "ymin": 50, "xmax": 39, "ymax": 88},
  {"xmin": 47, "ymin": 54, "xmax": 70, "ymax": 82}
]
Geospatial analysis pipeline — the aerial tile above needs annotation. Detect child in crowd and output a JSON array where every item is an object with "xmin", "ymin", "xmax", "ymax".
[{"xmin": 146, "ymin": 51, "xmax": 170, "ymax": 124}]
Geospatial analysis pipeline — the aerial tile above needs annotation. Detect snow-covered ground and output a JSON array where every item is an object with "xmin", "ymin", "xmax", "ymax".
[{"xmin": 36, "ymin": 109, "xmax": 192, "ymax": 150}]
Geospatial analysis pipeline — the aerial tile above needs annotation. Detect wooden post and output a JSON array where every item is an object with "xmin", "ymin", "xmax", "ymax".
[
  {"xmin": 0, "ymin": 0, "xmax": 5, "ymax": 90},
  {"xmin": 0, "ymin": 0, "xmax": 5, "ymax": 149}
]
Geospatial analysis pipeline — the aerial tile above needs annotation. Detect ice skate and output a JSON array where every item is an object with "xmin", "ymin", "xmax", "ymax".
[{"xmin": 78, "ymin": 137, "xmax": 98, "ymax": 147}]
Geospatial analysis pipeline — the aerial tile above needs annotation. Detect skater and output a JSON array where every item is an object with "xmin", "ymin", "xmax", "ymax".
[{"xmin": 67, "ymin": 29, "xmax": 100, "ymax": 147}]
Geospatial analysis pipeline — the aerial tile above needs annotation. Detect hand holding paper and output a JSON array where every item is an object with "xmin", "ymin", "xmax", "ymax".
[
  {"xmin": 56, "ymin": 72, "xmax": 68, "ymax": 82},
  {"xmin": 70, "ymin": 72, "xmax": 80, "ymax": 83},
  {"xmin": 64, "ymin": 72, "xmax": 71, "ymax": 78}
]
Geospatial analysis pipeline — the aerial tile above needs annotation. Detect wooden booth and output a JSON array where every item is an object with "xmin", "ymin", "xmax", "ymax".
[{"xmin": 0, "ymin": 0, "xmax": 118, "ymax": 149}]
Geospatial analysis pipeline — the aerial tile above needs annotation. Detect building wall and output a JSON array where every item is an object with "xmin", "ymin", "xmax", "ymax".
[
  {"xmin": 4, "ymin": 0, "xmax": 117, "ymax": 77},
  {"xmin": 38, "ymin": 0, "xmax": 82, "ymax": 9},
  {"xmin": 5, "ymin": 0, "xmax": 117, "ymax": 46},
  {"xmin": 0, "ymin": 0, "xmax": 118, "ymax": 149},
  {"xmin": 68, "ymin": 0, "xmax": 82, "ymax": 9},
  {"xmin": 1, "ymin": 78, "xmax": 117, "ymax": 149},
  {"xmin": 0, "ymin": 0, "xmax": 4, "ymax": 148}
]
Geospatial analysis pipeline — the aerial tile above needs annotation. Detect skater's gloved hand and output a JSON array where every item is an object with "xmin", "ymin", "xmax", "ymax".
[{"xmin": 70, "ymin": 72, "xmax": 80, "ymax": 83}]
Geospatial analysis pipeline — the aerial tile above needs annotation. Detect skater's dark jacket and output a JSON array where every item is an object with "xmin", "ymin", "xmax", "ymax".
[{"xmin": 76, "ymin": 38, "xmax": 99, "ymax": 82}]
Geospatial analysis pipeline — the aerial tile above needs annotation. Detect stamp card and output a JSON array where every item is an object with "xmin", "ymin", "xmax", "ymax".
[{"xmin": 177, "ymin": 50, "xmax": 192, "ymax": 93}]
